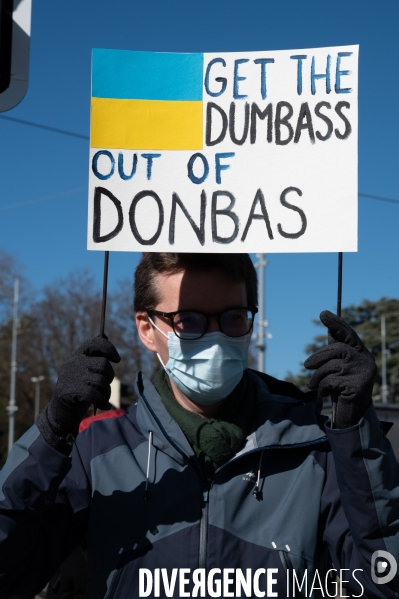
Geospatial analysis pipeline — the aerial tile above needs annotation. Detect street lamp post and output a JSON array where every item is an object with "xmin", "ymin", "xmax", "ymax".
[
  {"xmin": 381, "ymin": 316, "xmax": 388, "ymax": 404},
  {"xmin": 7, "ymin": 277, "xmax": 19, "ymax": 454},
  {"xmin": 31, "ymin": 375, "xmax": 45, "ymax": 421},
  {"xmin": 255, "ymin": 254, "xmax": 272, "ymax": 373}
]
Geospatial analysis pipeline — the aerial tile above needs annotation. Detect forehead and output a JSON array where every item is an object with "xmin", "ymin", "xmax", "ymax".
[{"xmin": 155, "ymin": 268, "xmax": 247, "ymax": 312}]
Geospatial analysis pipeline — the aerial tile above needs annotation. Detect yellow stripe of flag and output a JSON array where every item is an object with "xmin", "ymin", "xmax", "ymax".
[{"xmin": 91, "ymin": 97, "xmax": 203, "ymax": 150}]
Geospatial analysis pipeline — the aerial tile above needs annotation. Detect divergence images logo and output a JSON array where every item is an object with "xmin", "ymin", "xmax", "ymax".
[{"xmin": 371, "ymin": 550, "xmax": 397, "ymax": 585}]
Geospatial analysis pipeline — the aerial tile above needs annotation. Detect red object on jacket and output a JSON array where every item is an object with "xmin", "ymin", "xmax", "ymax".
[{"xmin": 79, "ymin": 409, "xmax": 125, "ymax": 433}]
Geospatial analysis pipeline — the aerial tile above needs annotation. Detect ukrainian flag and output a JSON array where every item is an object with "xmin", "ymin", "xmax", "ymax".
[{"xmin": 91, "ymin": 49, "xmax": 203, "ymax": 151}]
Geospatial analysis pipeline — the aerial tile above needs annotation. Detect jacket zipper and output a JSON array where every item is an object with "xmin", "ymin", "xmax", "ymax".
[{"xmin": 198, "ymin": 486, "xmax": 210, "ymax": 569}]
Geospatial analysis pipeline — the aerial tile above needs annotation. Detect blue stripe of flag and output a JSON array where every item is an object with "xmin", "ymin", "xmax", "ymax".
[{"xmin": 92, "ymin": 49, "xmax": 203, "ymax": 101}]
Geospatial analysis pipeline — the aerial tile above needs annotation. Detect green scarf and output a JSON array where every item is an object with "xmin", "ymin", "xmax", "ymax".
[{"xmin": 154, "ymin": 369, "xmax": 257, "ymax": 479}]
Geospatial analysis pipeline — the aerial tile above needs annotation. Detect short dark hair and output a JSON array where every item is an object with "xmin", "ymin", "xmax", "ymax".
[{"xmin": 134, "ymin": 253, "xmax": 258, "ymax": 312}]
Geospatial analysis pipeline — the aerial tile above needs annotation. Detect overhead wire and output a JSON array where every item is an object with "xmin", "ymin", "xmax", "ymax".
[
  {"xmin": 0, "ymin": 115, "xmax": 88, "ymax": 211},
  {"xmin": 0, "ymin": 114, "xmax": 89, "ymax": 140},
  {"xmin": 358, "ymin": 193, "xmax": 399, "ymax": 206},
  {"xmin": 0, "ymin": 188, "xmax": 87, "ymax": 211}
]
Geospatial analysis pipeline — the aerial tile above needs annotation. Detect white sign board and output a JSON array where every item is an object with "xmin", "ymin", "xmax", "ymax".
[{"xmin": 88, "ymin": 45, "xmax": 358, "ymax": 253}]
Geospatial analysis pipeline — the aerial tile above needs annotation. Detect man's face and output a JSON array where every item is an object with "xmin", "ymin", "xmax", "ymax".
[
  {"xmin": 137, "ymin": 268, "xmax": 248, "ymax": 364},
  {"xmin": 136, "ymin": 268, "xmax": 248, "ymax": 412}
]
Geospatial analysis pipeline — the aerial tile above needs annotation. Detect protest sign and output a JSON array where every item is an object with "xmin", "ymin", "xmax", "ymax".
[{"xmin": 88, "ymin": 45, "xmax": 358, "ymax": 253}]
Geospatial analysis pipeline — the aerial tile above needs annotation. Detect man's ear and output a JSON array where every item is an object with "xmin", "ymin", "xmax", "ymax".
[{"xmin": 136, "ymin": 312, "xmax": 157, "ymax": 352}]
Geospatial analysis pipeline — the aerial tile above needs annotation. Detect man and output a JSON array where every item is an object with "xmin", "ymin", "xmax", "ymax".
[{"xmin": 0, "ymin": 252, "xmax": 398, "ymax": 598}]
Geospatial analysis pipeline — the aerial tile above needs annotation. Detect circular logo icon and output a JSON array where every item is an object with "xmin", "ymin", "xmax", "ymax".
[{"xmin": 371, "ymin": 550, "xmax": 397, "ymax": 585}]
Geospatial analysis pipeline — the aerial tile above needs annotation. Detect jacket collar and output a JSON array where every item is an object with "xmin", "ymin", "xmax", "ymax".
[
  {"xmin": 134, "ymin": 372, "xmax": 196, "ymax": 467},
  {"xmin": 132, "ymin": 369, "xmax": 327, "ymax": 466}
]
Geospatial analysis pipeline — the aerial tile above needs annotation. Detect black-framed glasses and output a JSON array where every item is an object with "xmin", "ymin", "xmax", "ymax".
[{"xmin": 148, "ymin": 307, "xmax": 258, "ymax": 340}]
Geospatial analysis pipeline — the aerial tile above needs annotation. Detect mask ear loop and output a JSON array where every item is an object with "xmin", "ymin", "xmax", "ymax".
[
  {"xmin": 147, "ymin": 314, "xmax": 169, "ymax": 339},
  {"xmin": 147, "ymin": 314, "xmax": 170, "ymax": 373},
  {"xmin": 156, "ymin": 352, "xmax": 167, "ymax": 371}
]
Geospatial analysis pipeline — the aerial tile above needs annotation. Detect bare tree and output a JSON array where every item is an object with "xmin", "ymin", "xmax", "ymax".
[{"xmin": 0, "ymin": 267, "xmax": 159, "ymax": 465}]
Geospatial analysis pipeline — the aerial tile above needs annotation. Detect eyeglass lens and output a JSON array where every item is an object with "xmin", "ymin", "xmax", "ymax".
[{"xmin": 173, "ymin": 309, "xmax": 254, "ymax": 339}]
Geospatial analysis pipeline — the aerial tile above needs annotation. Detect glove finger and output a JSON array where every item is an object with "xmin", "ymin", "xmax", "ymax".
[
  {"xmin": 319, "ymin": 310, "xmax": 363, "ymax": 350},
  {"xmin": 317, "ymin": 373, "xmax": 351, "ymax": 398},
  {"xmin": 76, "ymin": 382, "xmax": 113, "ymax": 410},
  {"xmin": 77, "ymin": 336, "xmax": 121, "ymax": 363},
  {"xmin": 304, "ymin": 342, "xmax": 354, "ymax": 370},
  {"xmin": 61, "ymin": 372, "xmax": 111, "ymax": 401},
  {"xmin": 86, "ymin": 357, "xmax": 115, "ymax": 383},
  {"xmin": 85, "ymin": 371, "xmax": 112, "ymax": 395},
  {"xmin": 307, "ymin": 358, "xmax": 345, "ymax": 390}
]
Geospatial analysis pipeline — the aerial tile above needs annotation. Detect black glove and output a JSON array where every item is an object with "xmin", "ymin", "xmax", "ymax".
[
  {"xmin": 304, "ymin": 310, "xmax": 377, "ymax": 429},
  {"xmin": 36, "ymin": 336, "xmax": 121, "ymax": 453}
]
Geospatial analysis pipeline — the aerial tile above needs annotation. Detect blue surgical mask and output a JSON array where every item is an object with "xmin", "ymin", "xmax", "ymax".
[{"xmin": 149, "ymin": 317, "xmax": 250, "ymax": 405}]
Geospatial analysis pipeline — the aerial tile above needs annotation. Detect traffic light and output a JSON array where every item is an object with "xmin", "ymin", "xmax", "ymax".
[
  {"xmin": 0, "ymin": 0, "xmax": 13, "ymax": 93},
  {"xmin": 0, "ymin": 0, "xmax": 31, "ymax": 112}
]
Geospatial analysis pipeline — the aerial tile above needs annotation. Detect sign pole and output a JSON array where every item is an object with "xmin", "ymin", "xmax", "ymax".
[
  {"xmin": 331, "ymin": 252, "xmax": 343, "ymax": 427},
  {"xmin": 337, "ymin": 252, "xmax": 343, "ymax": 318},
  {"xmin": 100, "ymin": 251, "xmax": 109, "ymax": 338},
  {"xmin": 94, "ymin": 251, "xmax": 109, "ymax": 416}
]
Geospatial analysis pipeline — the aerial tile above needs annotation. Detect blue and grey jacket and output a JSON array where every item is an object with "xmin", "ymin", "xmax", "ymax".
[{"xmin": 0, "ymin": 370, "xmax": 398, "ymax": 598}]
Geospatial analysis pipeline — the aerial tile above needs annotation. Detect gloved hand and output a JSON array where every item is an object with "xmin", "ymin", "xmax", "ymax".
[
  {"xmin": 36, "ymin": 336, "xmax": 121, "ymax": 453},
  {"xmin": 304, "ymin": 310, "xmax": 377, "ymax": 429}
]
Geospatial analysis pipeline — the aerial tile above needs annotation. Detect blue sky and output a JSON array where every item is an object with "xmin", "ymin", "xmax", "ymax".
[{"xmin": 0, "ymin": 0, "xmax": 398, "ymax": 381}]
